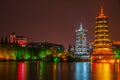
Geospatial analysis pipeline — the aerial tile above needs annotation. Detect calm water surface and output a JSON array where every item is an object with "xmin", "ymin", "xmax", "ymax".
[{"xmin": 0, "ymin": 61, "xmax": 120, "ymax": 80}]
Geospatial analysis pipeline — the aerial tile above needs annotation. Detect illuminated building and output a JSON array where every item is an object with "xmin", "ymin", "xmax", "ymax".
[
  {"xmin": 15, "ymin": 36, "xmax": 27, "ymax": 47},
  {"xmin": 92, "ymin": 6, "xmax": 115, "ymax": 62},
  {"xmin": 9, "ymin": 32, "xmax": 16, "ymax": 43},
  {"xmin": 113, "ymin": 41, "xmax": 120, "ymax": 45},
  {"xmin": 75, "ymin": 23, "xmax": 89, "ymax": 59},
  {"xmin": 9, "ymin": 33, "xmax": 27, "ymax": 47}
]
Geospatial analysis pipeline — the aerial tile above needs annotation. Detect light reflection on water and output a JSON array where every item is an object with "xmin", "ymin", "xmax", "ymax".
[
  {"xmin": 0, "ymin": 61, "xmax": 120, "ymax": 80},
  {"xmin": 91, "ymin": 62, "xmax": 115, "ymax": 80},
  {"xmin": 75, "ymin": 62, "xmax": 91, "ymax": 80}
]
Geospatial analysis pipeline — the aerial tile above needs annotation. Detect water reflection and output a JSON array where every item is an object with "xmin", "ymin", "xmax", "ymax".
[
  {"xmin": 39, "ymin": 62, "xmax": 44, "ymax": 80},
  {"xmin": 91, "ymin": 62, "xmax": 115, "ymax": 80},
  {"xmin": 17, "ymin": 62, "xmax": 26, "ymax": 80},
  {"xmin": 0, "ymin": 62, "xmax": 17, "ymax": 80},
  {"xmin": 75, "ymin": 62, "xmax": 91, "ymax": 80},
  {"xmin": 115, "ymin": 62, "xmax": 120, "ymax": 80},
  {"xmin": 0, "ymin": 62, "xmax": 120, "ymax": 80}
]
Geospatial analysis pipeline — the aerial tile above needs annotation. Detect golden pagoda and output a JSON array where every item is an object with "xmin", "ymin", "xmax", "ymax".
[{"xmin": 91, "ymin": 6, "xmax": 115, "ymax": 62}]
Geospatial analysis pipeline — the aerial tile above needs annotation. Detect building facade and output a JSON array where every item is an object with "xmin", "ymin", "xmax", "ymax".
[
  {"xmin": 9, "ymin": 33, "xmax": 27, "ymax": 47},
  {"xmin": 75, "ymin": 23, "xmax": 89, "ymax": 59}
]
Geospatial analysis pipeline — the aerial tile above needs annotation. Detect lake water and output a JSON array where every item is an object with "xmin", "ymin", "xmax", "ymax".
[{"xmin": 0, "ymin": 61, "xmax": 119, "ymax": 80}]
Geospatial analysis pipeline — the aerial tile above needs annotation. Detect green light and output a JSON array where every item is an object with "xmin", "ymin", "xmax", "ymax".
[
  {"xmin": 24, "ymin": 51, "xmax": 30, "ymax": 60},
  {"xmin": 113, "ymin": 48, "xmax": 120, "ymax": 58},
  {"xmin": 53, "ymin": 57, "xmax": 58, "ymax": 63},
  {"xmin": 40, "ymin": 50, "xmax": 45, "ymax": 60}
]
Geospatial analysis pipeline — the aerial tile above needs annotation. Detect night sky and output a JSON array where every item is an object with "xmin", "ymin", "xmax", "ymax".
[{"xmin": 0, "ymin": 0, "xmax": 120, "ymax": 48}]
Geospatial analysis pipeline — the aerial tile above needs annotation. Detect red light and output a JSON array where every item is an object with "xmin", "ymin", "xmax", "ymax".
[{"xmin": 17, "ymin": 40, "xmax": 27, "ymax": 47}]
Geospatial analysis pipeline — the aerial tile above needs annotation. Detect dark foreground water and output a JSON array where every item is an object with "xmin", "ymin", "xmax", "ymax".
[{"xmin": 0, "ymin": 61, "xmax": 120, "ymax": 80}]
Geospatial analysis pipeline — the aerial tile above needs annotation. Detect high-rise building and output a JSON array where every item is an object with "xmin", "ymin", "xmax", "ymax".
[
  {"xmin": 75, "ymin": 23, "xmax": 89, "ymax": 59},
  {"xmin": 92, "ymin": 6, "xmax": 114, "ymax": 62}
]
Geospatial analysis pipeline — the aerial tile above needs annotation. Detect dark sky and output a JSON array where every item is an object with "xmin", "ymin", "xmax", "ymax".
[{"xmin": 0, "ymin": 0, "xmax": 120, "ymax": 48}]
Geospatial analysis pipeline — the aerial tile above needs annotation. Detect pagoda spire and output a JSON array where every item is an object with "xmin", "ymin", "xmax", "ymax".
[
  {"xmin": 80, "ymin": 23, "xmax": 83, "ymax": 30},
  {"xmin": 100, "ymin": 6, "xmax": 104, "ymax": 16},
  {"xmin": 97, "ymin": 5, "xmax": 107, "ymax": 18}
]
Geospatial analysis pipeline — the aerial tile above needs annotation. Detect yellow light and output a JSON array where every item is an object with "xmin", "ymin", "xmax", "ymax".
[
  {"xmin": 117, "ymin": 59, "xmax": 120, "ymax": 63},
  {"xmin": 113, "ymin": 41, "xmax": 120, "ymax": 45},
  {"xmin": 110, "ymin": 60, "xmax": 115, "ymax": 63}
]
